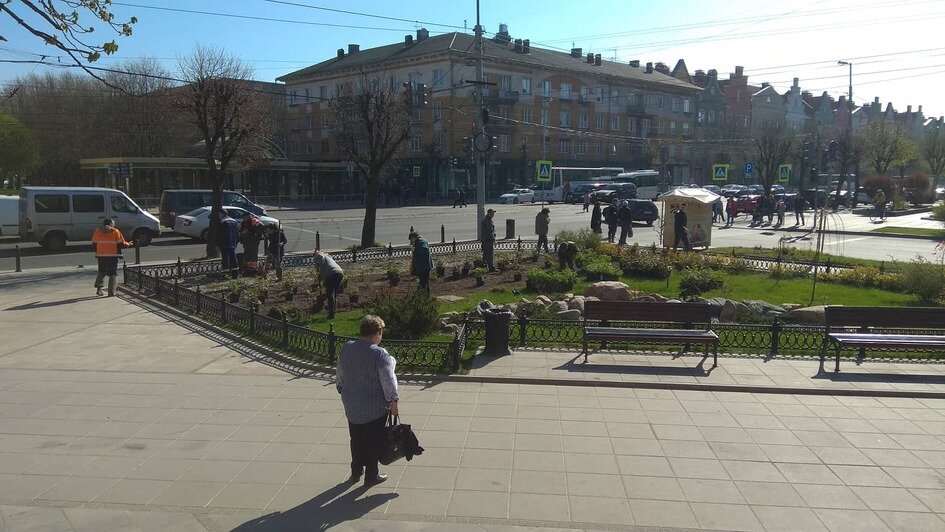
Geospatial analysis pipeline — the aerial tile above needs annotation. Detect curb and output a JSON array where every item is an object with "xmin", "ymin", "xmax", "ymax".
[
  {"xmin": 121, "ymin": 285, "xmax": 945, "ymax": 399},
  {"xmin": 726, "ymin": 224, "xmax": 944, "ymax": 241}
]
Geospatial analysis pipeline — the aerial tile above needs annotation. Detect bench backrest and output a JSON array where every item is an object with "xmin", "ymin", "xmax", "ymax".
[
  {"xmin": 584, "ymin": 300, "xmax": 712, "ymax": 326},
  {"xmin": 824, "ymin": 306, "xmax": 945, "ymax": 329}
]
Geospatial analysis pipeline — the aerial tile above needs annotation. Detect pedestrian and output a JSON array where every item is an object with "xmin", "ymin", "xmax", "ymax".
[
  {"xmin": 336, "ymin": 314, "xmax": 399, "ymax": 487},
  {"xmin": 460, "ymin": 187, "xmax": 467, "ymax": 207},
  {"xmin": 794, "ymin": 194, "xmax": 806, "ymax": 226},
  {"xmin": 673, "ymin": 203, "xmax": 692, "ymax": 251},
  {"xmin": 314, "ymin": 251, "xmax": 345, "ymax": 319},
  {"xmin": 712, "ymin": 199, "xmax": 722, "ymax": 223},
  {"xmin": 91, "ymin": 218, "xmax": 131, "ymax": 297},
  {"xmin": 408, "ymin": 231, "xmax": 433, "ymax": 290},
  {"xmin": 217, "ymin": 210, "xmax": 240, "ymax": 278},
  {"xmin": 602, "ymin": 199, "xmax": 618, "ymax": 243},
  {"xmin": 480, "ymin": 208, "xmax": 497, "ymax": 272},
  {"xmin": 775, "ymin": 199, "xmax": 786, "ymax": 228},
  {"xmin": 264, "ymin": 223, "xmax": 287, "ymax": 281},
  {"xmin": 590, "ymin": 201, "xmax": 603, "ymax": 234},
  {"xmin": 872, "ymin": 189, "xmax": 888, "ymax": 219},
  {"xmin": 240, "ymin": 212, "xmax": 263, "ymax": 275},
  {"xmin": 726, "ymin": 197, "xmax": 736, "ymax": 227},
  {"xmin": 535, "ymin": 207, "xmax": 551, "ymax": 253},
  {"xmin": 452, "ymin": 188, "xmax": 461, "ymax": 208},
  {"xmin": 617, "ymin": 200, "xmax": 633, "ymax": 245},
  {"xmin": 583, "ymin": 192, "xmax": 590, "ymax": 213},
  {"xmin": 766, "ymin": 193, "xmax": 776, "ymax": 224}
]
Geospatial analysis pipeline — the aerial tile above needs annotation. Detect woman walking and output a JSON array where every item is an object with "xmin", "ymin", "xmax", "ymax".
[
  {"xmin": 590, "ymin": 202, "xmax": 602, "ymax": 234},
  {"xmin": 535, "ymin": 207, "xmax": 551, "ymax": 253},
  {"xmin": 336, "ymin": 315, "xmax": 399, "ymax": 486}
]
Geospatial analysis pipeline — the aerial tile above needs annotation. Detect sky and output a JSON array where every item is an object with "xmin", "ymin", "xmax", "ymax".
[{"xmin": 1, "ymin": 0, "xmax": 943, "ymax": 118}]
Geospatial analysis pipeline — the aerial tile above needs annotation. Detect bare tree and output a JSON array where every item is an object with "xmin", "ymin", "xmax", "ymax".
[
  {"xmin": 857, "ymin": 120, "xmax": 913, "ymax": 176},
  {"xmin": 177, "ymin": 46, "xmax": 274, "ymax": 257},
  {"xmin": 330, "ymin": 76, "xmax": 410, "ymax": 248},
  {"xmin": 0, "ymin": 113, "xmax": 40, "ymax": 188},
  {"xmin": 752, "ymin": 119, "xmax": 797, "ymax": 194},
  {"xmin": 922, "ymin": 125, "xmax": 945, "ymax": 181}
]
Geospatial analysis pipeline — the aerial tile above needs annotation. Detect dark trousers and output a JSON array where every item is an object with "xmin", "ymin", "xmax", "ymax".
[
  {"xmin": 94, "ymin": 257, "xmax": 119, "ymax": 290},
  {"xmin": 221, "ymin": 246, "xmax": 238, "ymax": 276},
  {"xmin": 673, "ymin": 229, "xmax": 692, "ymax": 251},
  {"xmin": 482, "ymin": 240, "xmax": 495, "ymax": 271},
  {"xmin": 325, "ymin": 272, "xmax": 342, "ymax": 318},
  {"xmin": 417, "ymin": 269, "xmax": 430, "ymax": 290},
  {"xmin": 795, "ymin": 210, "xmax": 805, "ymax": 225},
  {"xmin": 727, "ymin": 212, "xmax": 736, "ymax": 226},
  {"xmin": 348, "ymin": 413, "xmax": 387, "ymax": 478},
  {"xmin": 536, "ymin": 234, "xmax": 549, "ymax": 253},
  {"xmin": 618, "ymin": 224, "xmax": 632, "ymax": 245},
  {"xmin": 606, "ymin": 224, "xmax": 617, "ymax": 243}
]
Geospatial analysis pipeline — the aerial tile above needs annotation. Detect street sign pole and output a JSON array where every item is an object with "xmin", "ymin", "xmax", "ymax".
[{"xmin": 474, "ymin": 0, "xmax": 486, "ymax": 240}]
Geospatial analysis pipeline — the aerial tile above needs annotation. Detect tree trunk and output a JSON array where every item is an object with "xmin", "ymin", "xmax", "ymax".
[
  {"xmin": 360, "ymin": 173, "xmax": 380, "ymax": 248},
  {"xmin": 206, "ymin": 170, "xmax": 222, "ymax": 258}
]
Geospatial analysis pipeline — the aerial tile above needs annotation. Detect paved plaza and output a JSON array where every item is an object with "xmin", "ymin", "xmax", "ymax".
[{"xmin": 2, "ymin": 270, "xmax": 945, "ymax": 530}]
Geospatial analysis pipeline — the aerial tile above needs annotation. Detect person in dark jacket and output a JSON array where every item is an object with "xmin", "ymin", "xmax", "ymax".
[
  {"xmin": 617, "ymin": 200, "xmax": 633, "ymax": 245},
  {"xmin": 480, "ymin": 209, "xmax": 496, "ymax": 272},
  {"xmin": 314, "ymin": 251, "xmax": 345, "ymax": 319},
  {"xmin": 336, "ymin": 315, "xmax": 399, "ymax": 486},
  {"xmin": 264, "ymin": 223, "xmax": 287, "ymax": 280},
  {"xmin": 409, "ymin": 231, "xmax": 434, "ymax": 290},
  {"xmin": 794, "ymin": 195, "xmax": 807, "ymax": 226},
  {"xmin": 602, "ymin": 200, "xmax": 618, "ymax": 243},
  {"xmin": 673, "ymin": 203, "xmax": 692, "ymax": 251},
  {"xmin": 535, "ymin": 207, "xmax": 551, "ymax": 253},
  {"xmin": 240, "ymin": 212, "xmax": 263, "ymax": 274},
  {"xmin": 216, "ymin": 210, "xmax": 240, "ymax": 278},
  {"xmin": 726, "ymin": 197, "xmax": 737, "ymax": 227},
  {"xmin": 590, "ymin": 202, "xmax": 603, "ymax": 234}
]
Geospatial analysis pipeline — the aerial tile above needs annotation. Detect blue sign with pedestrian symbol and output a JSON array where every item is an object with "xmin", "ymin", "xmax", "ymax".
[
  {"xmin": 536, "ymin": 160, "xmax": 552, "ymax": 183},
  {"xmin": 712, "ymin": 164, "xmax": 729, "ymax": 181},
  {"xmin": 744, "ymin": 162, "xmax": 753, "ymax": 177}
]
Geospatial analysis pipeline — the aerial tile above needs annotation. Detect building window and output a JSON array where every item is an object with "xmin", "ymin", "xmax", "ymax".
[
  {"xmin": 744, "ymin": 116, "xmax": 750, "ymax": 127},
  {"xmin": 541, "ymin": 80, "xmax": 551, "ymax": 97},
  {"xmin": 628, "ymin": 117, "xmax": 637, "ymax": 134},
  {"xmin": 670, "ymin": 121, "xmax": 677, "ymax": 134},
  {"xmin": 560, "ymin": 83, "xmax": 571, "ymax": 100},
  {"xmin": 306, "ymin": 114, "xmax": 313, "ymax": 129},
  {"xmin": 500, "ymin": 74, "xmax": 512, "ymax": 91},
  {"xmin": 596, "ymin": 114, "xmax": 604, "ymax": 130},
  {"xmin": 657, "ymin": 120, "xmax": 664, "ymax": 134},
  {"xmin": 643, "ymin": 94, "xmax": 651, "ymax": 107},
  {"xmin": 522, "ymin": 77, "xmax": 532, "ymax": 94},
  {"xmin": 433, "ymin": 102, "xmax": 443, "ymax": 120},
  {"xmin": 523, "ymin": 106, "xmax": 532, "ymax": 123},
  {"xmin": 432, "ymin": 68, "xmax": 443, "ymax": 88},
  {"xmin": 610, "ymin": 89, "xmax": 619, "ymax": 106},
  {"xmin": 558, "ymin": 138, "xmax": 571, "ymax": 154},
  {"xmin": 320, "ymin": 140, "xmax": 330, "ymax": 154},
  {"xmin": 291, "ymin": 90, "xmax": 298, "ymax": 104},
  {"xmin": 335, "ymin": 83, "xmax": 344, "ymax": 97},
  {"xmin": 707, "ymin": 110, "xmax": 715, "ymax": 124},
  {"xmin": 292, "ymin": 141, "xmax": 300, "ymax": 155},
  {"xmin": 596, "ymin": 141, "xmax": 603, "ymax": 155},
  {"xmin": 683, "ymin": 122, "xmax": 690, "ymax": 136},
  {"xmin": 642, "ymin": 119, "xmax": 651, "ymax": 136},
  {"xmin": 671, "ymin": 98, "xmax": 678, "ymax": 112},
  {"xmin": 306, "ymin": 141, "xmax": 315, "ymax": 155},
  {"xmin": 559, "ymin": 110, "xmax": 570, "ymax": 127},
  {"xmin": 319, "ymin": 85, "xmax": 327, "ymax": 99},
  {"xmin": 579, "ymin": 113, "xmax": 588, "ymax": 129},
  {"xmin": 540, "ymin": 109, "xmax": 550, "ymax": 126},
  {"xmin": 409, "ymin": 135, "xmax": 421, "ymax": 151},
  {"xmin": 580, "ymin": 86, "xmax": 589, "ymax": 101},
  {"xmin": 610, "ymin": 116, "xmax": 619, "ymax": 131},
  {"xmin": 498, "ymin": 134, "xmax": 510, "ymax": 152},
  {"xmin": 658, "ymin": 96, "xmax": 665, "ymax": 109},
  {"xmin": 498, "ymin": 105, "xmax": 510, "ymax": 119},
  {"xmin": 541, "ymin": 136, "xmax": 549, "ymax": 155},
  {"xmin": 683, "ymin": 98, "xmax": 691, "ymax": 113},
  {"xmin": 576, "ymin": 140, "xmax": 587, "ymax": 155},
  {"xmin": 304, "ymin": 87, "xmax": 312, "ymax": 102}
]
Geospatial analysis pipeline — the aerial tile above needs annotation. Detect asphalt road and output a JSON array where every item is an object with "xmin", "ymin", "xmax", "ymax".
[{"xmin": 0, "ymin": 202, "xmax": 941, "ymax": 272}]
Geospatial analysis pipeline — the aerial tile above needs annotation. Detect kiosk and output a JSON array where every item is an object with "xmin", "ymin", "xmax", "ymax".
[{"xmin": 656, "ymin": 187, "xmax": 722, "ymax": 249}]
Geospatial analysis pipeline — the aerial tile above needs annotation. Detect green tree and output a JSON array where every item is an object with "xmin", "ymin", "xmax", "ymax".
[
  {"xmin": 0, "ymin": 113, "xmax": 40, "ymax": 189},
  {"xmin": 857, "ymin": 120, "xmax": 913, "ymax": 176},
  {"xmin": 752, "ymin": 119, "xmax": 797, "ymax": 194},
  {"xmin": 922, "ymin": 124, "xmax": 945, "ymax": 181}
]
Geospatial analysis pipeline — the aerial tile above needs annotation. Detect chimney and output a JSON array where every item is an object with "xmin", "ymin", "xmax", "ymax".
[
  {"xmin": 522, "ymin": 39, "xmax": 530, "ymax": 53},
  {"xmin": 792, "ymin": 77, "xmax": 799, "ymax": 88},
  {"xmin": 514, "ymin": 38, "xmax": 523, "ymax": 53},
  {"xmin": 494, "ymin": 23, "xmax": 511, "ymax": 44},
  {"xmin": 907, "ymin": 105, "xmax": 912, "ymax": 113},
  {"xmin": 874, "ymin": 96, "xmax": 880, "ymax": 104},
  {"xmin": 570, "ymin": 47, "xmax": 582, "ymax": 58},
  {"xmin": 405, "ymin": 35, "xmax": 414, "ymax": 46},
  {"xmin": 802, "ymin": 91, "xmax": 811, "ymax": 97},
  {"xmin": 336, "ymin": 48, "xmax": 345, "ymax": 58},
  {"xmin": 654, "ymin": 62, "xmax": 669, "ymax": 74},
  {"xmin": 918, "ymin": 105, "xmax": 923, "ymax": 113},
  {"xmin": 694, "ymin": 70, "xmax": 705, "ymax": 84},
  {"xmin": 594, "ymin": 54, "xmax": 601, "ymax": 66},
  {"xmin": 629, "ymin": 60, "xmax": 640, "ymax": 68},
  {"xmin": 416, "ymin": 28, "xmax": 429, "ymax": 41},
  {"xmin": 735, "ymin": 65, "xmax": 744, "ymax": 77},
  {"xmin": 761, "ymin": 82, "xmax": 769, "ymax": 88},
  {"xmin": 645, "ymin": 62, "xmax": 653, "ymax": 74},
  {"xmin": 707, "ymin": 69, "xmax": 718, "ymax": 79},
  {"xmin": 586, "ymin": 53, "xmax": 594, "ymax": 64},
  {"xmin": 348, "ymin": 44, "xmax": 359, "ymax": 54}
]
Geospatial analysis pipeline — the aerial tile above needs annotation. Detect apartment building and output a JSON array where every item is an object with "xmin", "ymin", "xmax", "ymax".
[{"xmin": 277, "ymin": 26, "xmax": 702, "ymax": 198}]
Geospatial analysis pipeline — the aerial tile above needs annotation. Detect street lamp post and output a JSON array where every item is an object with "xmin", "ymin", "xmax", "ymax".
[{"xmin": 838, "ymin": 60, "xmax": 855, "ymax": 206}]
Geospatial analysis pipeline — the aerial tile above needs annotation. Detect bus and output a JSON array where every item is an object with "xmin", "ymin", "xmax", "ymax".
[
  {"xmin": 532, "ymin": 167, "xmax": 624, "ymax": 203},
  {"xmin": 613, "ymin": 170, "xmax": 661, "ymax": 200}
]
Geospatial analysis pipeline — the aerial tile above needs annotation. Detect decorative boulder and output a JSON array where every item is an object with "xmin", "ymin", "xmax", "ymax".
[
  {"xmin": 440, "ymin": 323, "xmax": 460, "ymax": 334},
  {"xmin": 548, "ymin": 301, "xmax": 569, "ymax": 313},
  {"xmin": 556, "ymin": 309, "xmax": 582, "ymax": 321},
  {"xmin": 631, "ymin": 295, "xmax": 657, "ymax": 303},
  {"xmin": 478, "ymin": 300, "xmax": 495, "ymax": 310},
  {"xmin": 704, "ymin": 297, "xmax": 729, "ymax": 318},
  {"xmin": 568, "ymin": 295, "xmax": 586, "ymax": 313},
  {"xmin": 720, "ymin": 300, "xmax": 750, "ymax": 322},
  {"xmin": 535, "ymin": 295, "xmax": 552, "ymax": 306},
  {"xmin": 744, "ymin": 300, "xmax": 786, "ymax": 319},
  {"xmin": 583, "ymin": 281, "xmax": 634, "ymax": 302},
  {"xmin": 790, "ymin": 305, "xmax": 828, "ymax": 324},
  {"xmin": 650, "ymin": 293, "xmax": 668, "ymax": 303}
]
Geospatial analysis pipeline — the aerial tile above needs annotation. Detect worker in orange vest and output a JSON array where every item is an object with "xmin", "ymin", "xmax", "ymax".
[{"xmin": 91, "ymin": 218, "xmax": 132, "ymax": 296}]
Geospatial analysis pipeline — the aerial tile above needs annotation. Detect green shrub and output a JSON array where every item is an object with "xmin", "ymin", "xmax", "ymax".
[
  {"xmin": 525, "ymin": 268, "xmax": 578, "ymax": 293},
  {"xmin": 553, "ymin": 228, "xmax": 601, "ymax": 251},
  {"xmin": 769, "ymin": 263, "xmax": 809, "ymax": 280},
  {"xmin": 386, "ymin": 265, "xmax": 401, "ymax": 283},
  {"xmin": 575, "ymin": 249, "xmax": 608, "ymax": 268},
  {"xmin": 371, "ymin": 289, "xmax": 441, "ymax": 340},
  {"xmin": 583, "ymin": 261, "xmax": 622, "ymax": 280},
  {"xmin": 679, "ymin": 268, "xmax": 724, "ymax": 300},
  {"xmin": 622, "ymin": 254, "xmax": 672, "ymax": 280},
  {"xmin": 899, "ymin": 257, "xmax": 945, "ymax": 303},
  {"xmin": 496, "ymin": 255, "xmax": 513, "ymax": 272},
  {"xmin": 820, "ymin": 265, "xmax": 900, "ymax": 290}
]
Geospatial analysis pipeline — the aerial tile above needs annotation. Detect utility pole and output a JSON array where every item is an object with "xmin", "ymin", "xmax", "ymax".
[
  {"xmin": 474, "ymin": 0, "xmax": 486, "ymax": 239},
  {"xmin": 835, "ymin": 60, "xmax": 854, "ymax": 211}
]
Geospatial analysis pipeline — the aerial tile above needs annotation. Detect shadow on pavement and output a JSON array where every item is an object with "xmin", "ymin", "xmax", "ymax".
[
  {"xmin": 555, "ymin": 353, "xmax": 715, "ymax": 376},
  {"xmin": 4, "ymin": 295, "xmax": 100, "ymax": 311},
  {"xmin": 232, "ymin": 481, "xmax": 397, "ymax": 531}
]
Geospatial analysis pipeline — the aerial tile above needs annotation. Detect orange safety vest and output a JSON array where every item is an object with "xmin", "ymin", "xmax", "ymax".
[{"xmin": 92, "ymin": 227, "xmax": 129, "ymax": 258}]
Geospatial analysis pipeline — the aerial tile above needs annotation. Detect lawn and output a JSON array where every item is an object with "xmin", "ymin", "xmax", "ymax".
[
  {"xmin": 711, "ymin": 246, "xmax": 903, "ymax": 271},
  {"xmin": 871, "ymin": 226, "xmax": 945, "ymax": 238},
  {"xmin": 0, "ymin": 189, "xmax": 18, "ymax": 196}
]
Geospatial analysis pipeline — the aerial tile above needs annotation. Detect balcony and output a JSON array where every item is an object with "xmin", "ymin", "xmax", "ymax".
[
  {"xmin": 483, "ymin": 89, "xmax": 520, "ymax": 103},
  {"xmin": 626, "ymin": 104, "xmax": 647, "ymax": 115}
]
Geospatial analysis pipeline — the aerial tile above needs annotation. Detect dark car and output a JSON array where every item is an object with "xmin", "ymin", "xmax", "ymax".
[
  {"xmin": 568, "ymin": 183, "xmax": 606, "ymax": 204},
  {"xmin": 159, "ymin": 189, "xmax": 266, "ymax": 229},
  {"xmin": 590, "ymin": 183, "xmax": 638, "ymax": 203},
  {"xmin": 626, "ymin": 199, "xmax": 659, "ymax": 225}
]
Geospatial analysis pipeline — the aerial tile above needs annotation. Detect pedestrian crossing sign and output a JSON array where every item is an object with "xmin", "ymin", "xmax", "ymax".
[
  {"xmin": 536, "ymin": 160, "xmax": 553, "ymax": 183},
  {"xmin": 778, "ymin": 164, "xmax": 792, "ymax": 183},
  {"xmin": 412, "ymin": 165, "xmax": 421, "ymax": 179},
  {"xmin": 711, "ymin": 164, "xmax": 729, "ymax": 181}
]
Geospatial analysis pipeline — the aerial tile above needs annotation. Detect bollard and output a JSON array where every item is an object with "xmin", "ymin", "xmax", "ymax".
[
  {"xmin": 315, "ymin": 231, "xmax": 320, "ymax": 251},
  {"xmin": 388, "ymin": 243, "xmax": 393, "ymax": 257},
  {"xmin": 441, "ymin": 224, "xmax": 446, "ymax": 243},
  {"xmin": 134, "ymin": 241, "xmax": 141, "ymax": 265},
  {"xmin": 14, "ymin": 244, "xmax": 22, "ymax": 272},
  {"xmin": 505, "ymin": 219, "xmax": 515, "ymax": 240}
]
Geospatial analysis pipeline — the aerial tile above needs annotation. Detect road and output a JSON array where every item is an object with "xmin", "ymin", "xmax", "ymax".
[{"xmin": 0, "ymin": 202, "xmax": 941, "ymax": 271}]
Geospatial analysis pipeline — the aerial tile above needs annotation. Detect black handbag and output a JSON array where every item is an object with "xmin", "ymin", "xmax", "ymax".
[{"xmin": 378, "ymin": 414, "xmax": 424, "ymax": 465}]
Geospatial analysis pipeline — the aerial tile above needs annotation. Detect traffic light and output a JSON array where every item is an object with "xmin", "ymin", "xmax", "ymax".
[
  {"xmin": 803, "ymin": 141, "xmax": 812, "ymax": 162},
  {"xmin": 418, "ymin": 83, "xmax": 428, "ymax": 106},
  {"xmin": 480, "ymin": 107, "xmax": 490, "ymax": 125},
  {"xmin": 827, "ymin": 140, "xmax": 838, "ymax": 161}
]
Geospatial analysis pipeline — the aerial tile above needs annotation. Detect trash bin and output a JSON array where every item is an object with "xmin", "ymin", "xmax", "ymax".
[
  {"xmin": 482, "ymin": 307, "xmax": 513, "ymax": 357},
  {"xmin": 505, "ymin": 218, "xmax": 515, "ymax": 239}
]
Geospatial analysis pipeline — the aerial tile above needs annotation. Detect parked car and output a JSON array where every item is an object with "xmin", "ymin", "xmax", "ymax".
[
  {"xmin": 173, "ymin": 206, "xmax": 280, "ymax": 241},
  {"xmin": 701, "ymin": 185, "xmax": 722, "ymax": 195},
  {"xmin": 160, "ymin": 189, "xmax": 266, "ymax": 230},
  {"xmin": 935, "ymin": 184, "xmax": 945, "ymax": 199},
  {"xmin": 0, "ymin": 195, "xmax": 18, "ymax": 237},
  {"xmin": 18, "ymin": 187, "xmax": 159, "ymax": 250},
  {"xmin": 590, "ymin": 183, "xmax": 639, "ymax": 203},
  {"xmin": 720, "ymin": 184, "xmax": 748, "ymax": 197},
  {"xmin": 498, "ymin": 188, "xmax": 534, "ymax": 204},
  {"xmin": 568, "ymin": 183, "xmax": 606, "ymax": 204},
  {"xmin": 730, "ymin": 194, "xmax": 761, "ymax": 216},
  {"xmin": 626, "ymin": 199, "xmax": 659, "ymax": 225}
]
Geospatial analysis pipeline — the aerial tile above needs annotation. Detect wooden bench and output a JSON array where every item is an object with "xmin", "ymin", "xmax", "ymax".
[
  {"xmin": 822, "ymin": 306, "xmax": 945, "ymax": 372},
  {"xmin": 582, "ymin": 301, "xmax": 719, "ymax": 366}
]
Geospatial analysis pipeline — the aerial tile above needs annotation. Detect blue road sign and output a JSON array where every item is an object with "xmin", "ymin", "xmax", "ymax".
[{"xmin": 744, "ymin": 162, "xmax": 753, "ymax": 176}]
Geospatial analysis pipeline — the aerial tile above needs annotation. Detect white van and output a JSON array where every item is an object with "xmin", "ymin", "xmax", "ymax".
[
  {"xmin": 0, "ymin": 195, "xmax": 18, "ymax": 237},
  {"xmin": 19, "ymin": 187, "xmax": 160, "ymax": 250}
]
